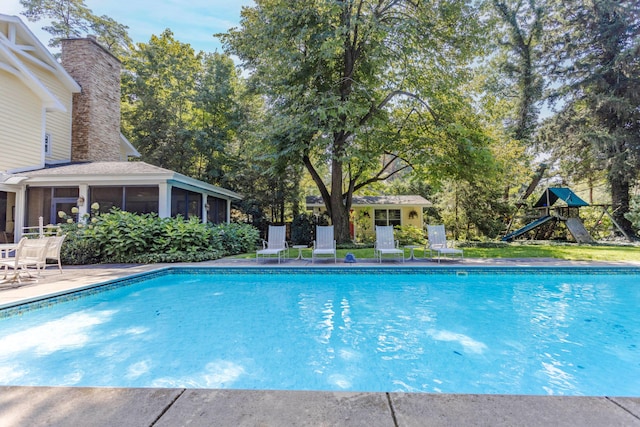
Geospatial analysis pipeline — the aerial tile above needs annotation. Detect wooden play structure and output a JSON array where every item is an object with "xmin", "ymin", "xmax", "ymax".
[
  {"xmin": 503, "ymin": 163, "xmax": 634, "ymax": 242},
  {"xmin": 503, "ymin": 187, "xmax": 595, "ymax": 243}
]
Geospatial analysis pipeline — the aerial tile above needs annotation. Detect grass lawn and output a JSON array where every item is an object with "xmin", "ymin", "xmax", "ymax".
[
  {"xmin": 233, "ymin": 242, "xmax": 640, "ymax": 262},
  {"xmin": 462, "ymin": 244, "xmax": 640, "ymax": 262}
]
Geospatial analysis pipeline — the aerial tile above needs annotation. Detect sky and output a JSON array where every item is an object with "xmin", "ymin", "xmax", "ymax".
[{"xmin": 2, "ymin": 0, "xmax": 254, "ymax": 53}]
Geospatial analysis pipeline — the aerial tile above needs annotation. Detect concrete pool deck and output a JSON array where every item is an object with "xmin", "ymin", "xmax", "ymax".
[{"xmin": 1, "ymin": 257, "xmax": 639, "ymax": 426}]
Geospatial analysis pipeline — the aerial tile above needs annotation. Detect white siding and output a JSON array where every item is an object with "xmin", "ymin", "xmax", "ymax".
[
  {"xmin": 0, "ymin": 70, "xmax": 43, "ymax": 172},
  {"xmin": 32, "ymin": 67, "xmax": 73, "ymax": 162}
]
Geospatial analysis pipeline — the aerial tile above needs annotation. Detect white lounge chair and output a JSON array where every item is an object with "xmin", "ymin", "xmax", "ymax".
[
  {"xmin": 374, "ymin": 226, "xmax": 404, "ymax": 263},
  {"xmin": 256, "ymin": 225, "xmax": 289, "ymax": 263},
  {"xmin": 0, "ymin": 237, "xmax": 50, "ymax": 283},
  {"xmin": 312, "ymin": 225, "xmax": 336, "ymax": 263},
  {"xmin": 426, "ymin": 224, "xmax": 463, "ymax": 263}
]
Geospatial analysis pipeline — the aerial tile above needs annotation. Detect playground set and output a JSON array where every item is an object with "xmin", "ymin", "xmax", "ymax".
[
  {"xmin": 502, "ymin": 165, "xmax": 633, "ymax": 243},
  {"xmin": 502, "ymin": 187, "xmax": 594, "ymax": 242}
]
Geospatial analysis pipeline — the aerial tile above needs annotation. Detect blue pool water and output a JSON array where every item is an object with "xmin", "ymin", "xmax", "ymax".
[{"xmin": 0, "ymin": 267, "xmax": 639, "ymax": 396}]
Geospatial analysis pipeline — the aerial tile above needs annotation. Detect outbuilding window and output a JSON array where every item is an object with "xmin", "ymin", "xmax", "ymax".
[{"xmin": 374, "ymin": 209, "xmax": 401, "ymax": 227}]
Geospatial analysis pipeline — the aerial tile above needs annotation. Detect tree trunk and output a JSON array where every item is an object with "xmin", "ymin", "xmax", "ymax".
[
  {"xmin": 332, "ymin": 201, "xmax": 351, "ymax": 244},
  {"xmin": 610, "ymin": 173, "xmax": 635, "ymax": 238},
  {"xmin": 329, "ymin": 156, "xmax": 352, "ymax": 243}
]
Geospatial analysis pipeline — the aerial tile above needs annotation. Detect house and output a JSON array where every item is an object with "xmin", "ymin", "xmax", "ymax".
[
  {"xmin": 0, "ymin": 14, "xmax": 241, "ymax": 242},
  {"xmin": 306, "ymin": 195, "xmax": 431, "ymax": 242}
]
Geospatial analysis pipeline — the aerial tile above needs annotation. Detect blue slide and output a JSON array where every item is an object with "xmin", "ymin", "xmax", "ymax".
[{"xmin": 502, "ymin": 215, "xmax": 553, "ymax": 241}]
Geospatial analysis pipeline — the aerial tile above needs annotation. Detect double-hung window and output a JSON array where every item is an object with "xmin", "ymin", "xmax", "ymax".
[{"xmin": 374, "ymin": 209, "xmax": 401, "ymax": 227}]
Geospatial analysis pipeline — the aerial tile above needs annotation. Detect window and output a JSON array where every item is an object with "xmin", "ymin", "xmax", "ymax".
[
  {"xmin": 44, "ymin": 133, "xmax": 52, "ymax": 156},
  {"xmin": 374, "ymin": 209, "xmax": 401, "ymax": 227}
]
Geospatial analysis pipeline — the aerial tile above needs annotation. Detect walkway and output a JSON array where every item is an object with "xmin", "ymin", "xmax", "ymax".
[{"xmin": 1, "ymin": 257, "xmax": 639, "ymax": 426}]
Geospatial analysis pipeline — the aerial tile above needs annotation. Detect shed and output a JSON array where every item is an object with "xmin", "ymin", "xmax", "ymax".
[{"xmin": 306, "ymin": 195, "xmax": 431, "ymax": 242}]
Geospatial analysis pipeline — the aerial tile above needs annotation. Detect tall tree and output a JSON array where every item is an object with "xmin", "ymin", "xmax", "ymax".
[
  {"xmin": 488, "ymin": 0, "xmax": 544, "ymax": 143},
  {"xmin": 89, "ymin": 14, "xmax": 132, "ymax": 58},
  {"xmin": 542, "ymin": 0, "xmax": 640, "ymax": 236},
  {"xmin": 20, "ymin": 0, "xmax": 131, "ymax": 55},
  {"xmin": 20, "ymin": 0, "xmax": 91, "ymax": 45},
  {"xmin": 222, "ymin": 0, "xmax": 485, "ymax": 242},
  {"xmin": 121, "ymin": 30, "xmax": 201, "ymax": 174},
  {"xmin": 192, "ymin": 53, "xmax": 242, "ymax": 185}
]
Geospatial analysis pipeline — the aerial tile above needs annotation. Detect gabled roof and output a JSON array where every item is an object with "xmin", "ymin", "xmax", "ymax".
[
  {"xmin": 533, "ymin": 187, "xmax": 589, "ymax": 208},
  {"xmin": 21, "ymin": 161, "xmax": 243, "ymax": 200},
  {"xmin": 307, "ymin": 195, "xmax": 431, "ymax": 207},
  {"xmin": 120, "ymin": 134, "xmax": 141, "ymax": 158},
  {"xmin": 0, "ymin": 14, "xmax": 81, "ymax": 112}
]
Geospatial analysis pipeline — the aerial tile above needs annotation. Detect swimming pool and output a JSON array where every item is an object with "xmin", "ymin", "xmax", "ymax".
[{"xmin": 0, "ymin": 267, "xmax": 638, "ymax": 396}]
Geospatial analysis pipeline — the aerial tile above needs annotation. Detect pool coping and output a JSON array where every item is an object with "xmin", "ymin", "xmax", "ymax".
[
  {"xmin": 1, "ymin": 258, "xmax": 640, "ymax": 426},
  {"xmin": 1, "ymin": 386, "xmax": 639, "ymax": 426}
]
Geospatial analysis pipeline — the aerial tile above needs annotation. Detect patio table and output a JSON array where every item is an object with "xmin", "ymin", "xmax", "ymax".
[
  {"xmin": 292, "ymin": 245, "xmax": 307, "ymax": 260},
  {"xmin": 404, "ymin": 245, "xmax": 421, "ymax": 261},
  {"xmin": 0, "ymin": 243, "xmax": 17, "ymax": 259}
]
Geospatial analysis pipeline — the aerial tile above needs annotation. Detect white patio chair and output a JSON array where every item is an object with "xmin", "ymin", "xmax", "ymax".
[
  {"xmin": 374, "ymin": 226, "xmax": 404, "ymax": 263},
  {"xmin": 43, "ymin": 235, "xmax": 66, "ymax": 273},
  {"xmin": 0, "ymin": 237, "xmax": 50, "ymax": 283},
  {"xmin": 426, "ymin": 224, "xmax": 463, "ymax": 263},
  {"xmin": 256, "ymin": 225, "xmax": 289, "ymax": 263},
  {"xmin": 312, "ymin": 225, "xmax": 336, "ymax": 263}
]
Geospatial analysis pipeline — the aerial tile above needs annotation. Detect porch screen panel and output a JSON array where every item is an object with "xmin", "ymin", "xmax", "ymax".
[
  {"xmin": 207, "ymin": 196, "xmax": 227, "ymax": 224},
  {"xmin": 171, "ymin": 187, "xmax": 202, "ymax": 219},
  {"xmin": 54, "ymin": 188, "xmax": 79, "ymax": 198},
  {"xmin": 188, "ymin": 193, "xmax": 202, "ymax": 219},
  {"xmin": 125, "ymin": 187, "xmax": 158, "ymax": 214},
  {"xmin": 90, "ymin": 187, "xmax": 123, "ymax": 214},
  {"xmin": 26, "ymin": 187, "xmax": 52, "ymax": 227},
  {"xmin": 0, "ymin": 192, "xmax": 6, "ymax": 232}
]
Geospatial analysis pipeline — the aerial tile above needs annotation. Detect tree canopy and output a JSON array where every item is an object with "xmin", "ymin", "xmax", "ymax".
[
  {"xmin": 539, "ymin": 0, "xmax": 640, "ymax": 235},
  {"xmin": 222, "ymin": 0, "xmax": 491, "ymax": 242},
  {"xmin": 20, "ymin": 0, "xmax": 640, "ymax": 240},
  {"xmin": 20, "ymin": 0, "xmax": 132, "ymax": 57}
]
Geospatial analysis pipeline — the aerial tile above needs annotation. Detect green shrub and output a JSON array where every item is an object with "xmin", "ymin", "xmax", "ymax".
[
  {"xmin": 87, "ymin": 211, "xmax": 215, "ymax": 261},
  {"xmin": 212, "ymin": 222, "xmax": 260, "ymax": 254},
  {"xmin": 625, "ymin": 195, "xmax": 640, "ymax": 236},
  {"xmin": 60, "ymin": 232, "xmax": 101, "ymax": 265},
  {"xmin": 290, "ymin": 213, "xmax": 330, "ymax": 245},
  {"xmin": 354, "ymin": 208, "xmax": 374, "ymax": 244},
  {"xmin": 89, "ymin": 210, "xmax": 165, "ymax": 258},
  {"xmin": 57, "ymin": 206, "xmax": 261, "ymax": 264},
  {"xmin": 110, "ymin": 250, "xmax": 224, "ymax": 264},
  {"xmin": 336, "ymin": 242, "xmax": 373, "ymax": 250},
  {"xmin": 394, "ymin": 225, "xmax": 426, "ymax": 245},
  {"xmin": 291, "ymin": 214, "xmax": 314, "ymax": 245}
]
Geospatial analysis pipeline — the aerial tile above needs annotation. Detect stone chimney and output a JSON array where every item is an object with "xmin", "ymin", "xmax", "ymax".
[{"xmin": 61, "ymin": 36, "xmax": 122, "ymax": 162}]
